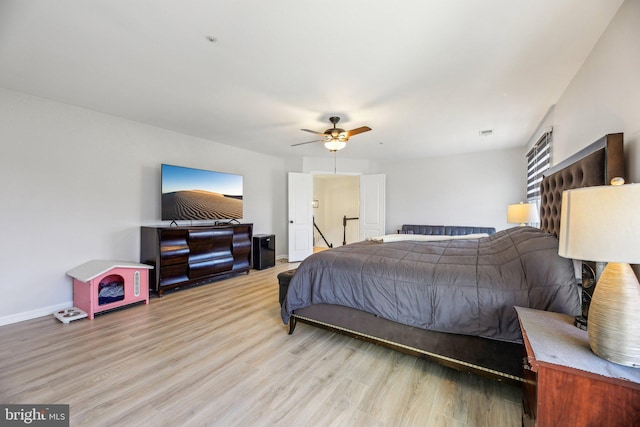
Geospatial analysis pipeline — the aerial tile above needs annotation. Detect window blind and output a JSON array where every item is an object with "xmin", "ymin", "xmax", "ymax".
[{"xmin": 526, "ymin": 131, "xmax": 552, "ymax": 201}]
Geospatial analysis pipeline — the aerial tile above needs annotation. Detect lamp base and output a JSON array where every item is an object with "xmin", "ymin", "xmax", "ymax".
[
  {"xmin": 574, "ymin": 315, "xmax": 588, "ymax": 331},
  {"xmin": 588, "ymin": 262, "xmax": 640, "ymax": 368}
]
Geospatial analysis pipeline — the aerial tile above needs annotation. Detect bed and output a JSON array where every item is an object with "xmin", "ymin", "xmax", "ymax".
[{"xmin": 282, "ymin": 133, "xmax": 624, "ymax": 384}]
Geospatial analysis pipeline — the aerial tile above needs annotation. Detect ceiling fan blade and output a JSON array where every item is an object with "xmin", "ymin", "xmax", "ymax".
[
  {"xmin": 291, "ymin": 139, "xmax": 323, "ymax": 147},
  {"xmin": 301, "ymin": 128, "xmax": 326, "ymax": 136},
  {"xmin": 346, "ymin": 126, "xmax": 372, "ymax": 137}
]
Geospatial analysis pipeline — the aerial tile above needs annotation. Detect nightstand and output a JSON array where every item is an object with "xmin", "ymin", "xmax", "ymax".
[{"xmin": 515, "ymin": 306, "xmax": 640, "ymax": 426}]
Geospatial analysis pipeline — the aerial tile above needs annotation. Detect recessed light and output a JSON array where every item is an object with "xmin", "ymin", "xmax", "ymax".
[{"xmin": 479, "ymin": 129, "xmax": 494, "ymax": 136}]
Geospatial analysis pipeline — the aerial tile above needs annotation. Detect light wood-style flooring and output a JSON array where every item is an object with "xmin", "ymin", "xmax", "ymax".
[{"xmin": 0, "ymin": 262, "xmax": 522, "ymax": 426}]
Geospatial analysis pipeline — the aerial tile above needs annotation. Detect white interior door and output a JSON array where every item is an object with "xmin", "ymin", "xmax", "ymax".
[
  {"xmin": 287, "ymin": 172, "xmax": 313, "ymax": 262},
  {"xmin": 359, "ymin": 174, "xmax": 386, "ymax": 240}
]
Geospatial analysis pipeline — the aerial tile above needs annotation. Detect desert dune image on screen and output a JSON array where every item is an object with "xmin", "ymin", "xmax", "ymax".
[{"xmin": 161, "ymin": 164, "xmax": 243, "ymax": 220}]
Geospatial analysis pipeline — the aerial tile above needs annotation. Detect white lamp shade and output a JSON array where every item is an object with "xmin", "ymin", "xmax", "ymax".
[
  {"xmin": 558, "ymin": 183, "xmax": 640, "ymax": 264},
  {"xmin": 324, "ymin": 139, "xmax": 346, "ymax": 151},
  {"xmin": 507, "ymin": 202, "xmax": 539, "ymax": 225}
]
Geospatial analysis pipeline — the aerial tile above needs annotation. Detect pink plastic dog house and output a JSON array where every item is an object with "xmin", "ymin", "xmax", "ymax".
[{"xmin": 66, "ymin": 260, "xmax": 152, "ymax": 319}]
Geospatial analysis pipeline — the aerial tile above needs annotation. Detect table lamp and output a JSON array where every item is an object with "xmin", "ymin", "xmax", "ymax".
[
  {"xmin": 507, "ymin": 202, "xmax": 539, "ymax": 226},
  {"xmin": 558, "ymin": 179, "xmax": 640, "ymax": 367}
]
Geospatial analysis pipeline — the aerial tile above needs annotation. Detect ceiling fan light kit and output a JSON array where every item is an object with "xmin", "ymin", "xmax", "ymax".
[
  {"xmin": 293, "ymin": 116, "xmax": 371, "ymax": 152},
  {"xmin": 324, "ymin": 139, "xmax": 347, "ymax": 152}
]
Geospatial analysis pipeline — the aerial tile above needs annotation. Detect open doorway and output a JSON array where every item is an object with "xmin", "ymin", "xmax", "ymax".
[
  {"xmin": 312, "ymin": 175, "xmax": 360, "ymax": 250},
  {"xmin": 287, "ymin": 172, "xmax": 384, "ymax": 262}
]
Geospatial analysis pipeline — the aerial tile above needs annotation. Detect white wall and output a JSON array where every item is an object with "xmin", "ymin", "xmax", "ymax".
[
  {"xmin": 302, "ymin": 156, "xmax": 370, "ymax": 175},
  {"xmin": 0, "ymin": 88, "xmax": 286, "ymax": 325},
  {"xmin": 376, "ymin": 146, "xmax": 527, "ymax": 233},
  {"xmin": 527, "ymin": 0, "xmax": 640, "ymax": 182},
  {"xmin": 298, "ymin": 147, "xmax": 527, "ymax": 236},
  {"xmin": 525, "ymin": 0, "xmax": 640, "ymax": 278}
]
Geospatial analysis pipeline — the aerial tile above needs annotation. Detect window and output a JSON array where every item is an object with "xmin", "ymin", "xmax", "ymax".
[{"xmin": 526, "ymin": 131, "xmax": 552, "ymax": 203}]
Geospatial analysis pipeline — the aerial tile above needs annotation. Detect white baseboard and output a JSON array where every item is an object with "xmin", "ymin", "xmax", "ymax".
[{"xmin": 0, "ymin": 301, "xmax": 73, "ymax": 326}]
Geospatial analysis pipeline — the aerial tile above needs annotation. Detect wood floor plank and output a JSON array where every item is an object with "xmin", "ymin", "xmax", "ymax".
[{"xmin": 0, "ymin": 261, "xmax": 522, "ymax": 426}]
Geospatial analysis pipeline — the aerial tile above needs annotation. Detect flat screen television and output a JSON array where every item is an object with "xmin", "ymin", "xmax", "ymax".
[{"xmin": 161, "ymin": 164, "xmax": 243, "ymax": 221}]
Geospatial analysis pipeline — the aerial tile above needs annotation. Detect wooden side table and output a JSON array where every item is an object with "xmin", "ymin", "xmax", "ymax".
[
  {"xmin": 515, "ymin": 306, "xmax": 640, "ymax": 426},
  {"xmin": 67, "ymin": 260, "xmax": 152, "ymax": 319}
]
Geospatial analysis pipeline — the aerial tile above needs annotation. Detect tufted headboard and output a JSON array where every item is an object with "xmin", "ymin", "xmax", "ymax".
[{"xmin": 539, "ymin": 133, "xmax": 624, "ymax": 238}]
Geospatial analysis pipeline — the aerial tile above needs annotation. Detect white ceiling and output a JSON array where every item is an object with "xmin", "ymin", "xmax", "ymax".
[{"xmin": 0, "ymin": 0, "xmax": 623, "ymax": 160}]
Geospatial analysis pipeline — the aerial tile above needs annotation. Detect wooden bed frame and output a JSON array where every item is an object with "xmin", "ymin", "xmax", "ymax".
[{"xmin": 288, "ymin": 133, "xmax": 624, "ymax": 385}]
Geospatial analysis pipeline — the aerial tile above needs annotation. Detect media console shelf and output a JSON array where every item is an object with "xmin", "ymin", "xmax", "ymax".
[{"xmin": 140, "ymin": 223, "xmax": 252, "ymax": 296}]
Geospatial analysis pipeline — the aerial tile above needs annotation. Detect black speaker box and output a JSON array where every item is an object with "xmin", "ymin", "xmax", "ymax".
[{"xmin": 253, "ymin": 234, "xmax": 275, "ymax": 270}]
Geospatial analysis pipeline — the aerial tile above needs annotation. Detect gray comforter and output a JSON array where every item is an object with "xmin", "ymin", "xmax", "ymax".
[{"xmin": 282, "ymin": 227, "xmax": 580, "ymax": 342}]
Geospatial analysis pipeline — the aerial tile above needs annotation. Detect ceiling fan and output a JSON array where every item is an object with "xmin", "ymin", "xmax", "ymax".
[{"xmin": 292, "ymin": 116, "xmax": 371, "ymax": 152}]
